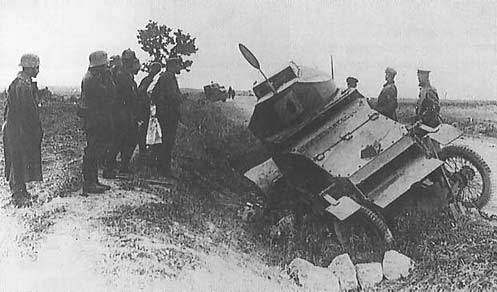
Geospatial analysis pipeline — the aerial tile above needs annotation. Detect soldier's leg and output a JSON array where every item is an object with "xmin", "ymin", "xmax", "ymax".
[
  {"xmin": 8, "ymin": 154, "xmax": 28, "ymax": 206},
  {"xmin": 157, "ymin": 112, "xmax": 179, "ymax": 175},
  {"xmin": 82, "ymin": 130, "xmax": 106, "ymax": 194},
  {"xmin": 120, "ymin": 122, "xmax": 138, "ymax": 173},
  {"xmin": 103, "ymin": 120, "xmax": 124, "ymax": 178}
]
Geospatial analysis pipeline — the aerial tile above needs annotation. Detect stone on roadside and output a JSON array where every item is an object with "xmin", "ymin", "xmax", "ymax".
[
  {"xmin": 328, "ymin": 253, "xmax": 358, "ymax": 291},
  {"xmin": 288, "ymin": 258, "xmax": 340, "ymax": 292},
  {"xmin": 355, "ymin": 262, "xmax": 383, "ymax": 289},
  {"xmin": 382, "ymin": 250, "xmax": 414, "ymax": 280}
]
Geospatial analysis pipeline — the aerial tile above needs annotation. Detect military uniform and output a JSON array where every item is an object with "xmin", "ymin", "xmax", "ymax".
[
  {"xmin": 416, "ymin": 84, "xmax": 441, "ymax": 127},
  {"xmin": 375, "ymin": 81, "xmax": 398, "ymax": 120},
  {"xmin": 3, "ymin": 71, "xmax": 43, "ymax": 200},
  {"xmin": 106, "ymin": 68, "xmax": 139, "ymax": 173},
  {"xmin": 80, "ymin": 67, "xmax": 115, "ymax": 186},
  {"xmin": 137, "ymin": 72, "xmax": 157, "ymax": 155},
  {"xmin": 151, "ymin": 70, "xmax": 182, "ymax": 175}
]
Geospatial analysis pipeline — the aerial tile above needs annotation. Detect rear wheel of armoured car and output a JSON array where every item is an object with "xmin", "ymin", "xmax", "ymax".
[
  {"xmin": 333, "ymin": 204, "xmax": 394, "ymax": 251},
  {"xmin": 438, "ymin": 145, "xmax": 492, "ymax": 209}
]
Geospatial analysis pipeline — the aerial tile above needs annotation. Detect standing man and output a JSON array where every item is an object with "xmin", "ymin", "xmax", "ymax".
[
  {"xmin": 137, "ymin": 62, "xmax": 162, "ymax": 158},
  {"xmin": 346, "ymin": 77, "xmax": 358, "ymax": 90},
  {"xmin": 375, "ymin": 67, "xmax": 398, "ymax": 121},
  {"xmin": 105, "ymin": 49, "xmax": 140, "ymax": 175},
  {"xmin": 3, "ymin": 54, "xmax": 43, "ymax": 207},
  {"xmin": 151, "ymin": 57, "xmax": 184, "ymax": 177},
  {"xmin": 80, "ymin": 50, "xmax": 114, "ymax": 194},
  {"xmin": 416, "ymin": 69, "xmax": 441, "ymax": 127}
]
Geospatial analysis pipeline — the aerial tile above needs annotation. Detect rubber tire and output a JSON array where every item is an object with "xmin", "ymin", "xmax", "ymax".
[
  {"xmin": 333, "ymin": 205, "xmax": 394, "ymax": 249},
  {"xmin": 438, "ymin": 145, "xmax": 492, "ymax": 209}
]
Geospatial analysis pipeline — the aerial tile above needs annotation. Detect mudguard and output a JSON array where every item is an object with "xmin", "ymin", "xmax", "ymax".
[
  {"xmin": 427, "ymin": 123, "xmax": 463, "ymax": 145},
  {"xmin": 244, "ymin": 158, "xmax": 283, "ymax": 195}
]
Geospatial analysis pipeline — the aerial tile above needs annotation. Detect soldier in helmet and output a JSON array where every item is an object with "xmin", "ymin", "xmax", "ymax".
[
  {"xmin": 80, "ymin": 50, "xmax": 114, "ymax": 194},
  {"xmin": 374, "ymin": 67, "xmax": 398, "ymax": 120},
  {"xmin": 3, "ymin": 54, "xmax": 43, "ymax": 207},
  {"xmin": 416, "ymin": 69, "xmax": 441, "ymax": 127},
  {"xmin": 151, "ymin": 56, "xmax": 184, "ymax": 177},
  {"xmin": 105, "ymin": 49, "xmax": 140, "ymax": 176}
]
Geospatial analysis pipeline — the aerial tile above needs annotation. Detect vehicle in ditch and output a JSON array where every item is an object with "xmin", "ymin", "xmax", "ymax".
[{"xmin": 238, "ymin": 44, "xmax": 492, "ymax": 245}]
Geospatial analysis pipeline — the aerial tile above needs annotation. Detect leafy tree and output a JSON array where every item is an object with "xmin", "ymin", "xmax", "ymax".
[{"xmin": 137, "ymin": 20, "xmax": 198, "ymax": 72}]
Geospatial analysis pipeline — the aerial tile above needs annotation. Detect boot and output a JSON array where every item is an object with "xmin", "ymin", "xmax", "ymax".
[
  {"xmin": 102, "ymin": 168, "xmax": 117, "ymax": 179},
  {"xmin": 12, "ymin": 191, "xmax": 33, "ymax": 208},
  {"xmin": 82, "ymin": 181, "xmax": 106, "ymax": 194},
  {"xmin": 96, "ymin": 180, "xmax": 111, "ymax": 191}
]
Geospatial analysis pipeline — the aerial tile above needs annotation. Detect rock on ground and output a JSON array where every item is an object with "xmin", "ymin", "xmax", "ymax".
[
  {"xmin": 355, "ymin": 262, "xmax": 383, "ymax": 289},
  {"xmin": 328, "ymin": 253, "xmax": 358, "ymax": 291},
  {"xmin": 382, "ymin": 250, "xmax": 414, "ymax": 280},
  {"xmin": 288, "ymin": 258, "xmax": 340, "ymax": 292}
]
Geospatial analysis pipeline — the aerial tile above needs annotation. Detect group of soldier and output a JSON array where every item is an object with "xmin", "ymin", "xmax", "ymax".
[
  {"xmin": 346, "ymin": 67, "xmax": 441, "ymax": 126},
  {"xmin": 2, "ymin": 52, "xmax": 442, "ymax": 208},
  {"xmin": 3, "ymin": 51, "xmax": 183, "ymax": 207}
]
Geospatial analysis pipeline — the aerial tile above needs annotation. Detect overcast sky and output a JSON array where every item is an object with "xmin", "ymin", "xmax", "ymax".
[{"xmin": 0, "ymin": 0, "xmax": 496, "ymax": 99}]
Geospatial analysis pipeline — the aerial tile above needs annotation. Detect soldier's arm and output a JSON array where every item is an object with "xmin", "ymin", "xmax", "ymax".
[
  {"xmin": 14, "ymin": 82, "xmax": 38, "ymax": 130},
  {"xmin": 150, "ymin": 74, "xmax": 163, "ymax": 105}
]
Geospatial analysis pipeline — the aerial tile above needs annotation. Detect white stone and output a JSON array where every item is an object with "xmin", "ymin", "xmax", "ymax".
[
  {"xmin": 355, "ymin": 262, "xmax": 383, "ymax": 289},
  {"xmin": 288, "ymin": 258, "xmax": 340, "ymax": 292},
  {"xmin": 328, "ymin": 253, "xmax": 358, "ymax": 291},
  {"xmin": 382, "ymin": 250, "xmax": 414, "ymax": 280}
]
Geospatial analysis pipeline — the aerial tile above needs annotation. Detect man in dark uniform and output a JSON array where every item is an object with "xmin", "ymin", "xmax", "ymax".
[
  {"xmin": 416, "ymin": 69, "xmax": 441, "ymax": 127},
  {"xmin": 137, "ymin": 62, "xmax": 162, "ymax": 157},
  {"xmin": 80, "ymin": 50, "xmax": 114, "ymax": 194},
  {"xmin": 346, "ymin": 77, "xmax": 358, "ymax": 89},
  {"xmin": 3, "ymin": 54, "xmax": 43, "ymax": 207},
  {"xmin": 375, "ymin": 67, "xmax": 398, "ymax": 120},
  {"xmin": 105, "ymin": 49, "xmax": 140, "ymax": 176},
  {"xmin": 151, "ymin": 57, "xmax": 184, "ymax": 177}
]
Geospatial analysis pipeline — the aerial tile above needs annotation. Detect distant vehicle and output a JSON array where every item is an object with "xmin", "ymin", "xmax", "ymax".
[
  {"xmin": 239, "ymin": 44, "xmax": 492, "ymax": 246},
  {"xmin": 203, "ymin": 82, "xmax": 229, "ymax": 102}
]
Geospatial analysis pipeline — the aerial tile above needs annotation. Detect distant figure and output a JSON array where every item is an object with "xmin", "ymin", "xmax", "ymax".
[
  {"xmin": 228, "ymin": 86, "xmax": 235, "ymax": 100},
  {"xmin": 375, "ymin": 67, "xmax": 398, "ymax": 121},
  {"xmin": 346, "ymin": 77, "xmax": 358, "ymax": 89},
  {"xmin": 3, "ymin": 54, "xmax": 43, "ymax": 207},
  {"xmin": 416, "ymin": 69, "xmax": 441, "ymax": 127}
]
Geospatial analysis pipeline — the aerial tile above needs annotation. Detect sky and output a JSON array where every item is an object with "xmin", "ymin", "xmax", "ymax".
[{"xmin": 0, "ymin": 0, "xmax": 496, "ymax": 100}]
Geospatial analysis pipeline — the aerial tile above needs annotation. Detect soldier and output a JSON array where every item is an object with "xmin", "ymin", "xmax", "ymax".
[
  {"xmin": 151, "ymin": 57, "xmax": 184, "ymax": 177},
  {"xmin": 137, "ymin": 62, "xmax": 162, "ymax": 157},
  {"xmin": 416, "ymin": 69, "xmax": 441, "ymax": 127},
  {"xmin": 3, "ymin": 54, "xmax": 43, "ymax": 207},
  {"xmin": 105, "ymin": 49, "xmax": 140, "ymax": 176},
  {"xmin": 375, "ymin": 67, "xmax": 398, "ymax": 120},
  {"xmin": 346, "ymin": 77, "xmax": 358, "ymax": 89},
  {"xmin": 80, "ymin": 50, "xmax": 114, "ymax": 194}
]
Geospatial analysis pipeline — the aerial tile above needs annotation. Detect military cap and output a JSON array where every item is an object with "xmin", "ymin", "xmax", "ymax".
[
  {"xmin": 417, "ymin": 69, "xmax": 431, "ymax": 74},
  {"xmin": 385, "ymin": 67, "xmax": 397, "ymax": 76},
  {"xmin": 19, "ymin": 53, "xmax": 40, "ymax": 68},
  {"xmin": 121, "ymin": 49, "xmax": 137, "ymax": 61},
  {"xmin": 346, "ymin": 76, "xmax": 358, "ymax": 84}
]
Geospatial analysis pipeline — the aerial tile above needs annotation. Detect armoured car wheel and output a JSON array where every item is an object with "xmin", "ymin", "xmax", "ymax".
[
  {"xmin": 333, "ymin": 205, "xmax": 394, "ymax": 249},
  {"xmin": 438, "ymin": 145, "xmax": 492, "ymax": 208}
]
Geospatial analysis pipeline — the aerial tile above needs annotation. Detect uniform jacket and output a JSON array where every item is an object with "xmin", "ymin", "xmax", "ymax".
[
  {"xmin": 112, "ymin": 69, "xmax": 139, "ymax": 125},
  {"xmin": 151, "ymin": 71, "xmax": 182, "ymax": 115},
  {"xmin": 80, "ymin": 68, "xmax": 116, "ymax": 131},
  {"xmin": 416, "ymin": 84, "xmax": 441, "ymax": 127},
  {"xmin": 3, "ymin": 71, "xmax": 43, "ymax": 182},
  {"xmin": 375, "ymin": 81, "xmax": 398, "ymax": 120}
]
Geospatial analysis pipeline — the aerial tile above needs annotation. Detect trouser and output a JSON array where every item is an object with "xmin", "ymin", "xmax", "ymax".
[
  {"xmin": 106, "ymin": 110, "xmax": 138, "ymax": 171},
  {"xmin": 82, "ymin": 127, "xmax": 108, "ymax": 183},
  {"xmin": 156, "ymin": 106, "xmax": 179, "ymax": 173},
  {"xmin": 8, "ymin": 156, "xmax": 27, "ymax": 196},
  {"xmin": 137, "ymin": 104, "xmax": 150, "ymax": 156}
]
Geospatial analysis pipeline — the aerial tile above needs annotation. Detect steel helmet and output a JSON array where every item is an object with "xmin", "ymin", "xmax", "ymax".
[
  {"xmin": 89, "ymin": 50, "xmax": 109, "ymax": 68},
  {"xmin": 19, "ymin": 53, "xmax": 40, "ymax": 68}
]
